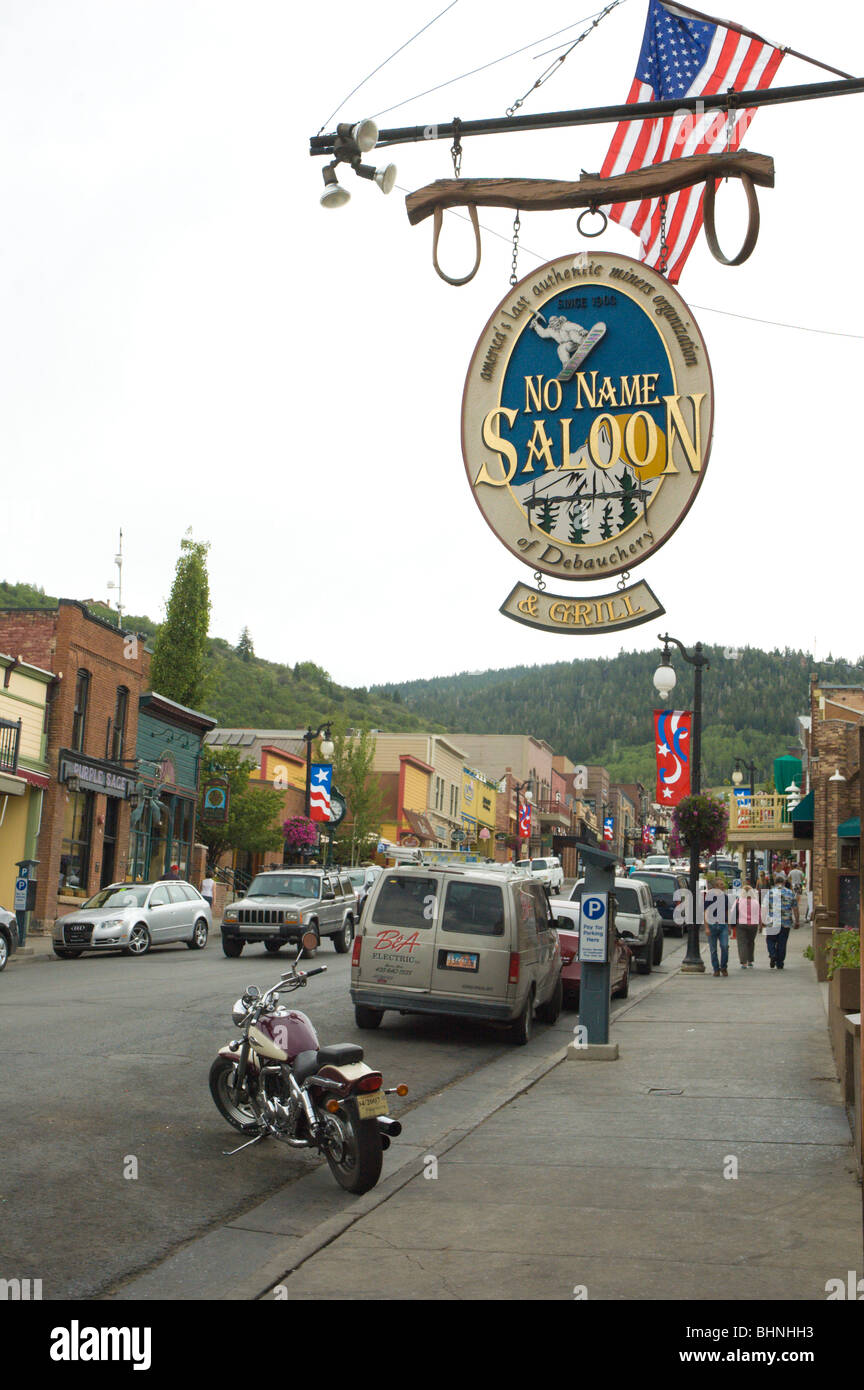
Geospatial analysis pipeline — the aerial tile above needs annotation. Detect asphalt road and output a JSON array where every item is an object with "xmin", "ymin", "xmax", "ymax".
[{"xmin": 0, "ymin": 929, "xmax": 684, "ymax": 1298}]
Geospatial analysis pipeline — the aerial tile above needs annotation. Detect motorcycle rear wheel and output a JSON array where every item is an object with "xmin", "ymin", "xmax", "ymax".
[
  {"xmin": 209, "ymin": 1056, "xmax": 261, "ymax": 1134},
  {"xmin": 321, "ymin": 1106, "xmax": 383, "ymax": 1194}
]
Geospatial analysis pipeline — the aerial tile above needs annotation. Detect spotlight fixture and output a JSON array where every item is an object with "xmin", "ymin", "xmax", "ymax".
[
  {"xmin": 355, "ymin": 161, "xmax": 397, "ymax": 194},
  {"xmin": 336, "ymin": 119, "xmax": 378, "ymax": 153},
  {"xmin": 320, "ymin": 162, "xmax": 350, "ymax": 209}
]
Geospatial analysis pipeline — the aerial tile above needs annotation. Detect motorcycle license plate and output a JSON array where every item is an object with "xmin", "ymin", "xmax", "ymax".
[{"xmin": 356, "ymin": 1091, "xmax": 388, "ymax": 1120}]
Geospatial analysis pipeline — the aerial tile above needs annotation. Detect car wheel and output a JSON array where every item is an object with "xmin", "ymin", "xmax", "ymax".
[
  {"xmin": 355, "ymin": 1004, "xmax": 383, "ymax": 1029},
  {"xmin": 0, "ymin": 935, "xmax": 8, "ymax": 970},
  {"xmin": 636, "ymin": 948, "xmax": 652, "ymax": 975},
  {"xmin": 652, "ymin": 927, "xmax": 664, "ymax": 965},
  {"xmin": 537, "ymin": 975, "xmax": 563, "ymax": 1024},
  {"xmin": 124, "ymin": 923, "xmax": 151, "ymax": 956},
  {"xmin": 187, "ymin": 919, "xmax": 209, "ymax": 950},
  {"xmin": 264, "ymin": 940, "xmax": 283, "ymax": 953},
  {"xmin": 333, "ymin": 917, "xmax": 353, "ymax": 954},
  {"xmin": 53, "ymin": 947, "xmax": 83, "ymax": 960},
  {"xmin": 222, "ymin": 938, "xmax": 244, "ymax": 958},
  {"xmin": 511, "ymin": 989, "xmax": 535, "ymax": 1046}
]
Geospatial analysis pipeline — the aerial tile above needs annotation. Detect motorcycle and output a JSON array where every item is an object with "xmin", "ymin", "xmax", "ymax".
[{"xmin": 209, "ymin": 931, "xmax": 407, "ymax": 1194}]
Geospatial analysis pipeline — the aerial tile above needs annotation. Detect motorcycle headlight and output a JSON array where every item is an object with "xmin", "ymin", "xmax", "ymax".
[{"xmin": 231, "ymin": 998, "xmax": 247, "ymax": 1026}]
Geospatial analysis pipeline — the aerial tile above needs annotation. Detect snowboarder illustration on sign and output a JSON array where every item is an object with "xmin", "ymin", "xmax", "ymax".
[{"xmin": 530, "ymin": 312, "xmax": 606, "ymax": 381}]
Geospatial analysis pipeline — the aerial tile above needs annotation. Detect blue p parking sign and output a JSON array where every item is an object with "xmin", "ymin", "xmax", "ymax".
[{"xmin": 579, "ymin": 893, "xmax": 608, "ymax": 963}]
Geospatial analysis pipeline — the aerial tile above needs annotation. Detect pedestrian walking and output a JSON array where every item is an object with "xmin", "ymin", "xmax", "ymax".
[
  {"xmin": 735, "ymin": 880, "xmax": 761, "ymax": 968},
  {"xmin": 762, "ymin": 876, "xmax": 799, "ymax": 969},
  {"xmin": 201, "ymin": 871, "xmax": 215, "ymax": 911},
  {"xmin": 705, "ymin": 876, "xmax": 730, "ymax": 976},
  {"xmin": 788, "ymin": 864, "xmax": 804, "ymax": 890}
]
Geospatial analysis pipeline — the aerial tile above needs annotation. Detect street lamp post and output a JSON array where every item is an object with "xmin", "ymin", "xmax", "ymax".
[
  {"xmin": 302, "ymin": 721, "xmax": 335, "ymax": 859},
  {"xmin": 654, "ymin": 634, "xmax": 710, "ymax": 973},
  {"xmin": 732, "ymin": 757, "xmax": 758, "ymax": 885},
  {"xmin": 513, "ymin": 780, "xmax": 533, "ymax": 864}
]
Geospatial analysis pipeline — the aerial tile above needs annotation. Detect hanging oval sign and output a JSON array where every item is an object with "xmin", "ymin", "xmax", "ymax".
[{"xmin": 461, "ymin": 251, "xmax": 713, "ymax": 581}]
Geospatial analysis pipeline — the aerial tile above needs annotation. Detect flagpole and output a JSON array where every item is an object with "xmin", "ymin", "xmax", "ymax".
[{"xmin": 310, "ymin": 76, "xmax": 864, "ymax": 155}]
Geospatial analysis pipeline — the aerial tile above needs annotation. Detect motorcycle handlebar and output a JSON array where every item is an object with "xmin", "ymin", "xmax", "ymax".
[{"xmin": 300, "ymin": 966, "xmax": 327, "ymax": 979}]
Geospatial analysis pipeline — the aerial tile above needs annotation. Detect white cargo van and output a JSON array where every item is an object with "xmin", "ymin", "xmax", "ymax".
[{"xmin": 350, "ymin": 863, "xmax": 563, "ymax": 1045}]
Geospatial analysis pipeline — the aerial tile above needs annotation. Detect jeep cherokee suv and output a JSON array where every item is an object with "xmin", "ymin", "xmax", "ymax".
[{"xmin": 220, "ymin": 868, "xmax": 357, "ymax": 958}]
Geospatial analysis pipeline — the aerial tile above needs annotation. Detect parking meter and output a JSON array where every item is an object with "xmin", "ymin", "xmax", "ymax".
[
  {"xmin": 575, "ymin": 844, "xmax": 617, "ymax": 1046},
  {"xmin": 14, "ymin": 859, "xmax": 38, "ymax": 945}
]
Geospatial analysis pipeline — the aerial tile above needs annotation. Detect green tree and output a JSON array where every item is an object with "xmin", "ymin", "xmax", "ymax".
[
  {"xmin": 235, "ymin": 626, "xmax": 254, "ymax": 661},
  {"xmin": 197, "ymin": 746, "xmax": 284, "ymax": 864},
  {"xmin": 330, "ymin": 727, "xmax": 384, "ymax": 865},
  {"xmin": 149, "ymin": 535, "xmax": 212, "ymax": 707},
  {"xmin": 617, "ymin": 468, "xmax": 639, "ymax": 528}
]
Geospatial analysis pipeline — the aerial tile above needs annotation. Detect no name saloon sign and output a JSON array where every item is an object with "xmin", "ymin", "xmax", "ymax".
[{"xmin": 462, "ymin": 251, "xmax": 713, "ymax": 613}]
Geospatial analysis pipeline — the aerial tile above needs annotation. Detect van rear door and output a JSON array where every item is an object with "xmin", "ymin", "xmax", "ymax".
[
  {"xmin": 362, "ymin": 872, "xmax": 439, "ymax": 995},
  {"xmin": 431, "ymin": 877, "xmax": 510, "ymax": 1003}
]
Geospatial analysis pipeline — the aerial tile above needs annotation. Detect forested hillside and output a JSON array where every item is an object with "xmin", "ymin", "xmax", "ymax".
[{"xmin": 374, "ymin": 647, "xmax": 864, "ymax": 787}]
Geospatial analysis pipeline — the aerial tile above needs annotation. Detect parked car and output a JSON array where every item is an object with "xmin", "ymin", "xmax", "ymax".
[
  {"xmin": 351, "ymin": 862, "xmax": 562, "ymax": 1044},
  {"xmin": 643, "ymin": 853, "xmax": 672, "ymax": 870},
  {"xmin": 52, "ymin": 881, "xmax": 212, "ymax": 958},
  {"xmin": 548, "ymin": 897, "xmax": 631, "ymax": 1003},
  {"xmin": 344, "ymin": 865, "xmax": 382, "ymax": 917},
  {"xmin": 706, "ymin": 855, "xmax": 741, "ymax": 879},
  {"xmin": 627, "ymin": 869, "xmax": 690, "ymax": 938},
  {"xmin": 220, "ymin": 868, "xmax": 357, "ymax": 957},
  {"xmin": 0, "ymin": 906, "xmax": 19, "ymax": 970},
  {"xmin": 529, "ymin": 856, "xmax": 565, "ymax": 892},
  {"xmin": 569, "ymin": 876, "xmax": 663, "ymax": 974}
]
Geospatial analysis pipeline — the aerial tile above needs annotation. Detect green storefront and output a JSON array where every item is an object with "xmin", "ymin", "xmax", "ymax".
[{"xmin": 128, "ymin": 693, "xmax": 216, "ymax": 883}]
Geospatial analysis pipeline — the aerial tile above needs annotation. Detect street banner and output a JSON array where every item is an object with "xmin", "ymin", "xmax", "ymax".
[
  {"xmin": 655, "ymin": 709, "xmax": 692, "ymax": 806},
  {"xmin": 733, "ymin": 785, "xmax": 752, "ymax": 827},
  {"xmin": 201, "ymin": 779, "xmax": 229, "ymax": 823},
  {"xmin": 518, "ymin": 802, "xmax": 532, "ymax": 840},
  {"xmin": 603, "ymin": 815, "xmax": 615, "ymax": 842},
  {"xmin": 310, "ymin": 764, "xmax": 333, "ymax": 822}
]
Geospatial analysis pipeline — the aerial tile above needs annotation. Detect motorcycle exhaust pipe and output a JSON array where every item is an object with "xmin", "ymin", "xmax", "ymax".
[{"xmin": 377, "ymin": 1116, "xmax": 402, "ymax": 1139}]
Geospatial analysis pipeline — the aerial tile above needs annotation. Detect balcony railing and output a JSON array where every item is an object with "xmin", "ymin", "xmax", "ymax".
[
  {"xmin": 0, "ymin": 717, "xmax": 22, "ymax": 774},
  {"xmin": 728, "ymin": 793, "xmax": 794, "ymax": 834}
]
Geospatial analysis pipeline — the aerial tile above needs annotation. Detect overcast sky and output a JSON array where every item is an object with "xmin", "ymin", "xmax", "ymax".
[{"xmin": 2, "ymin": 1, "xmax": 862, "ymax": 687}]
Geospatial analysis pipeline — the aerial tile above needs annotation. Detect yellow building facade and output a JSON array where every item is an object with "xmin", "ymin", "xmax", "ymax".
[{"xmin": 0, "ymin": 654, "xmax": 52, "ymax": 908}]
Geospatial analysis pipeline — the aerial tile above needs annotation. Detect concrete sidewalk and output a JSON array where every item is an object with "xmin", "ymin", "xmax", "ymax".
[{"xmin": 262, "ymin": 939, "xmax": 862, "ymax": 1301}]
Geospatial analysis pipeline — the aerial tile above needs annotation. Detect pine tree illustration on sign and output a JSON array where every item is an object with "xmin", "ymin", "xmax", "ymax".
[
  {"xmin": 536, "ymin": 498, "xmax": 559, "ymax": 534},
  {"xmin": 568, "ymin": 502, "xmax": 587, "ymax": 545},
  {"xmin": 618, "ymin": 469, "xmax": 639, "ymax": 528},
  {"xmin": 599, "ymin": 501, "xmax": 615, "ymax": 540}
]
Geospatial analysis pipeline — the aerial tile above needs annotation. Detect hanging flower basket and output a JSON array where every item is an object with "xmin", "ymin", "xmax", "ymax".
[
  {"xmin": 670, "ymin": 794, "xmax": 728, "ymax": 857},
  {"xmin": 282, "ymin": 816, "xmax": 317, "ymax": 852}
]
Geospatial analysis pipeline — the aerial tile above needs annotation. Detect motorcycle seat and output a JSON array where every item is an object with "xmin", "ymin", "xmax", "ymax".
[{"xmin": 316, "ymin": 1043, "xmax": 364, "ymax": 1068}]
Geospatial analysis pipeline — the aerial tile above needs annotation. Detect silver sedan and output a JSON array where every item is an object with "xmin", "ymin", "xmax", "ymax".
[{"xmin": 53, "ymin": 881, "xmax": 212, "ymax": 959}]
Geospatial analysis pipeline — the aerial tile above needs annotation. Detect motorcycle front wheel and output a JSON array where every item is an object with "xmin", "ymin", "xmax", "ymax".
[
  {"xmin": 209, "ymin": 1056, "xmax": 261, "ymax": 1134},
  {"xmin": 321, "ymin": 1105, "xmax": 383, "ymax": 1195}
]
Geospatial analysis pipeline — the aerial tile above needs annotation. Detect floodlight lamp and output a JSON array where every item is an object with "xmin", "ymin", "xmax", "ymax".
[
  {"xmin": 829, "ymin": 768, "xmax": 846, "ymax": 782},
  {"xmin": 320, "ymin": 164, "xmax": 350, "ymax": 209},
  {"xmin": 337, "ymin": 119, "xmax": 378, "ymax": 153},
  {"xmin": 355, "ymin": 162, "xmax": 397, "ymax": 194}
]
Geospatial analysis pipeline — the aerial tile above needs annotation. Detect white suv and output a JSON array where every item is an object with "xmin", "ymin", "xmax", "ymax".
[
  {"xmin": 567, "ymin": 875, "xmax": 663, "ymax": 975},
  {"xmin": 529, "ymin": 857, "xmax": 565, "ymax": 892}
]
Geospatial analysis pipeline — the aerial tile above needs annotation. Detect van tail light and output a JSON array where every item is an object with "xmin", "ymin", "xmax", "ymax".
[
  {"xmin": 508, "ymin": 952, "xmax": 520, "ymax": 985},
  {"xmin": 351, "ymin": 934, "xmax": 362, "ymax": 967},
  {"xmin": 639, "ymin": 916, "xmax": 647, "ymax": 932},
  {"xmin": 355, "ymin": 1072, "xmax": 383, "ymax": 1093}
]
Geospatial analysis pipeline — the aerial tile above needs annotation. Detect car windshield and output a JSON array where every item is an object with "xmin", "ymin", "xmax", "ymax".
[
  {"xmin": 630, "ymin": 873, "xmax": 677, "ymax": 896},
  {"xmin": 84, "ymin": 885, "xmax": 149, "ymax": 910},
  {"xmin": 531, "ymin": 859, "xmax": 548, "ymax": 871},
  {"xmin": 247, "ymin": 874, "xmax": 320, "ymax": 899},
  {"xmin": 345, "ymin": 871, "xmax": 365, "ymax": 887}
]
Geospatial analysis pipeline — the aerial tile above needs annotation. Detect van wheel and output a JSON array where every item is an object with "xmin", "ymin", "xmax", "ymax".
[
  {"xmin": 355, "ymin": 1004, "xmax": 383, "ymax": 1030},
  {"xmin": 652, "ymin": 929, "xmax": 664, "ymax": 965},
  {"xmin": 537, "ymin": 976, "xmax": 563, "ymax": 1025},
  {"xmin": 637, "ymin": 951, "xmax": 652, "ymax": 975},
  {"xmin": 511, "ymin": 990, "xmax": 535, "ymax": 1046},
  {"xmin": 615, "ymin": 958, "xmax": 631, "ymax": 999}
]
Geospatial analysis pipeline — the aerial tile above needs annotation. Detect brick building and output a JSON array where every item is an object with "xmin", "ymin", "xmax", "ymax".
[
  {"xmin": 0, "ymin": 602, "xmax": 150, "ymax": 930},
  {"xmin": 807, "ymin": 678, "xmax": 863, "ymax": 909}
]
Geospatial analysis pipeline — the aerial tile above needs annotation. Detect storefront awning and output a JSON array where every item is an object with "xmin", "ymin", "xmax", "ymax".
[
  {"xmin": 838, "ymin": 815, "xmax": 860, "ymax": 838},
  {"xmin": 791, "ymin": 790, "xmax": 814, "ymax": 822}
]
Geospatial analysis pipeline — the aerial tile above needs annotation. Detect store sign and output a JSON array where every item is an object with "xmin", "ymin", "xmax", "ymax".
[
  {"xmin": 59, "ymin": 753, "xmax": 135, "ymax": 800},
  {"xmin": 500, "ymin": 578, "xmax": 664, "ymax": 633},
  {"xmin": 202, "ymin": 780, "xmax": 229, "ymax": 822},
  {"xmin": 462, "ymin": 252, "xmax": 712, "ymax": 591}
]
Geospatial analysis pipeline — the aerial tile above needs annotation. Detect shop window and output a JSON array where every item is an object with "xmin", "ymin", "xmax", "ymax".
[
  {"xmin": 71, "ymin": 670, "xmax": 90, "ymax": 752},
  {"xmin": 59, "ymin": 789, "xmax": 94, "ymax": 895}
]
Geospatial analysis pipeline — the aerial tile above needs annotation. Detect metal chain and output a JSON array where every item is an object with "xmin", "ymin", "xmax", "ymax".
[
  {"xmin": 450, "ymin": 117, "xmax": 462, "ymax": 177},
  {"xmin": 533, "ymin": 570, "xmax": 546, "ymax": 592},
  {"xmin": 509, "ymin": 211, "xmax": 521, "ymax": 286},
  {"xmin": 657, "ymin": 196, "xmax": 670, "ymax": 277},
  {"xmin": 616, "ymin": 570, "xmax": 630, "ymax": 591}
]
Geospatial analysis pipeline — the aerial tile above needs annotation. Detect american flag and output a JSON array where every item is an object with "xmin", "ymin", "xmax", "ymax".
[
  {"xmin": 310, "ymin": 764, "xmax": 333, "ymax": 822},
  {"xmin": 600, "ymin": 0, "xmax": 784, "ymax": 282}
]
